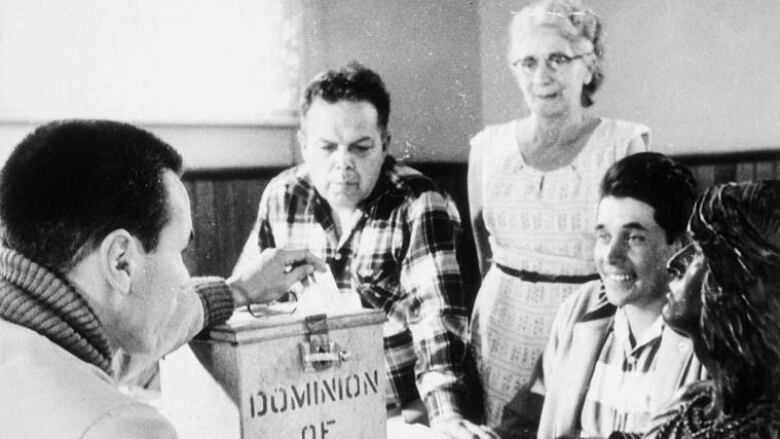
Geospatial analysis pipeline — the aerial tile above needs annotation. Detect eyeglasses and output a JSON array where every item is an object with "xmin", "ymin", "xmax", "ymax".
[{"xmin": 511, "ymin": 52, "xmax": 591, "ymax": 75}]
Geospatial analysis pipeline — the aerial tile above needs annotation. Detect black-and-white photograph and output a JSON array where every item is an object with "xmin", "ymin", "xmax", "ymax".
[{"xmin": 1, "ymin": 1, "xmax": 779, "ymax": 438}]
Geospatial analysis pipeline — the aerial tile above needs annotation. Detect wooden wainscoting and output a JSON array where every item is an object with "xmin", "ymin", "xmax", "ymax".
[
  {"xmin": 182, "ymin": 169, "xmax": 284, "ymax": 279},
  {"xmin": 674, "ymin": 150, "xmax": 780, "ymax": 190},
  {"xmin": 182, "ymin": 150, "xmax": 780, "ymax": 305}
]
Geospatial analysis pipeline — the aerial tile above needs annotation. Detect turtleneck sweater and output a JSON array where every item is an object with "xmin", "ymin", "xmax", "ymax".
[
  {"xmin": 0, "ymin": 247, "xmax": 236, "ymax": 438},
  {"xmin": 0, "ymin": 247, "xmax": 113, "ymax": 373},
  {"xmin": 0, "ymin": 247, "xmax": 234, "ymax": 376}
]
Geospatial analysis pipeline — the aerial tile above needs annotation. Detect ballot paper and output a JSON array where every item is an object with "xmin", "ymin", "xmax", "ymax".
[{"xmin": 293, "ymin": 266, "xmax": 363, "ymax": 315}]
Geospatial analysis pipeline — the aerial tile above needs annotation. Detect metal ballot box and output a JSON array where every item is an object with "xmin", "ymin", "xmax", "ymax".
[{"xmin": 160, "ymin": 308, "xmax": 387, "ymax": 439}]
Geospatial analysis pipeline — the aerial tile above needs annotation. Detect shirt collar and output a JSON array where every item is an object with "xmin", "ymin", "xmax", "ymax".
[
  {"xmin": 613, "ymin": 307, "xmax": 664, "ymax": 355},
  {"xmin": 579, "ymin": 281, "xmax": 617, "ymax": 323}
]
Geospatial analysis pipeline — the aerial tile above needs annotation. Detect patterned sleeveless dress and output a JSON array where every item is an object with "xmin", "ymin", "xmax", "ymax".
[{"xmin": 469, "ymin": 118, "xmax": 649, "ymax": 426}]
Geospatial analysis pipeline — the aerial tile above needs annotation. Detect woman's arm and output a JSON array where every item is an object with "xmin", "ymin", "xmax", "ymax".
[{"xmin": 468, "ymin": 138, "xmax": 492, "ymax": 278}]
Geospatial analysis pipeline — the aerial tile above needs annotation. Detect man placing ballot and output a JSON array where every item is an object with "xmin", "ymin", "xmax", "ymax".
[{"xmin": 0, "ymin": 120, "xmax": 324, "ymax": 438}]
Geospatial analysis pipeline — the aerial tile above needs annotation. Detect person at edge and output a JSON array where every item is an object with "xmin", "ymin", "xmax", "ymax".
[
  {"xmin": 495, "ymin": 152, "xmax": 706, "ymax": 438},
  {"xmin": 467, "ymin": 0, "xmax": 650, "ymax": 427},
  {"xmin": 233, "ymin": 62, "xmax": 495, "ymax": 438},
  {"xmin": 0, "ymin": 120, "xmax": 324, "ymax": 439},
  {"xmin": 646, "ymin": 181, "xmax": 780, "ymax": 438}
]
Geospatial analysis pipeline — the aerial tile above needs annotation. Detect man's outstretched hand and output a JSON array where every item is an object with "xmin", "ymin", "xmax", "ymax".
[{"xmin": 227, "ymin": 248, "xmax": 326, "ymax": 307}]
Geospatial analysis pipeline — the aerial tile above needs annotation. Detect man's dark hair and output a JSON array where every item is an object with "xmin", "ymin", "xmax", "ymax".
[
  {"xmin": 300, "ymin": 61, "xmax": 391, "ymax": 135},
  {"xmin": 0, "ymin": 120, "xmax": 183, "ymax": 274},
  {"xmin": 600, "ymin": 152, "xmax": 697, "ymax": 243}
]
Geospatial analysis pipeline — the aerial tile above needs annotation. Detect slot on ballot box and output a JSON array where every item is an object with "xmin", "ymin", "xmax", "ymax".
[{"xmin": 160, "ymin": 306, "xmax": 387, "ymax": 439}]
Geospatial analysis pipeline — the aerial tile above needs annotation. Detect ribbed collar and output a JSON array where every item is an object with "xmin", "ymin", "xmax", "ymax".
[{"xmin": 0, "ymin": 247, "xmax": 113, "ymax": 375}]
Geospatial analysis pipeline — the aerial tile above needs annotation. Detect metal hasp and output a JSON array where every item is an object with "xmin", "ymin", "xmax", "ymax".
[{"xmin": 299, "ymin": 313, "xmax": 351, "ymax": 372}]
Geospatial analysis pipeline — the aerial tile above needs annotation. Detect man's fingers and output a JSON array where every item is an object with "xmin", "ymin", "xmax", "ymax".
[
  {"xmin": 281, "ymin": 249, "xmax": 326, "ymax": 271},
  {"xmin": 437, "ymin": 420, "xmax": 499, "ymax": 439},
  {"xmin": 437, "ymin": 422, "xmax": 480, "ymax": 439},
  {"xmin": 467, "ymin": 424, "xmax": 499, "ymax": 439},
  {"xmin": 304, "ymin": 253, "xmax": 328, "ymax": 271},
  {"xmin": 460, "ymin": 420, "xmax": 499, "ymax": 439},
  {"xmin": 286, "ymin": 264, "xmax": 315, "ymax": 285}
]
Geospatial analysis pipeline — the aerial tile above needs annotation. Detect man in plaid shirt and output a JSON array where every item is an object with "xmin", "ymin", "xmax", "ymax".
[{"xmin": 234, "ymin": 62, "xmax": 495, "ymax": 438}]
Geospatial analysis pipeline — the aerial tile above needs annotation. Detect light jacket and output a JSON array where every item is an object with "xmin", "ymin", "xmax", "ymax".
[
  {"xmin": 0, "ymin": 246, "xmax": 232, "ymax": 439},
  {"xmin": 496, "ymin": 281, "xmax": 706, "ymax": 439},
  {"xmin": 0, "ymin": 319, "xmax": 181, "ymax": 439}
]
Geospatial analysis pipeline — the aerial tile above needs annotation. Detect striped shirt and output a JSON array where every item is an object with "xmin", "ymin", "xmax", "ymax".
[
  {"xmin": 579, "ymin": 307, "xmax": 664, "ymax": 438},
  {"xmin": 238, "ymin": 156, "xmax": 469, "ymax": 423}
]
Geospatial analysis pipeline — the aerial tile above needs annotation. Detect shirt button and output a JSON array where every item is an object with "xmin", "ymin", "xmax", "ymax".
[{"xmin": 334, "ymin": 253, "xmax": 342, "ymax": 261}]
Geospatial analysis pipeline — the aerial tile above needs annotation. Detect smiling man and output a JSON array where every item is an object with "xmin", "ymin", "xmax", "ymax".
[
  {"xmin": 233, "ymin": 62, "xmax": 492, "ymax": 438},
  {"xmin": 496, "ymin": 152, "xmax": 706, "ymax": 439}
]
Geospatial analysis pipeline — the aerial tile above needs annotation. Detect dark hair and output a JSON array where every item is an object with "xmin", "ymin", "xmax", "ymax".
[
  {"xmin": 690, "ymin": 181, "xmax": 780, "ymax": 414},
  {"xmin": 600, "ymin": 152, "xmax": 697, "ymax": 243},
  {"xmin": 300, "ymin": 61, "xmax": 391, "ymax": 135},
  {"xmin": 0, "ymin": 120, "xmax": 183, "ymax": 274}
]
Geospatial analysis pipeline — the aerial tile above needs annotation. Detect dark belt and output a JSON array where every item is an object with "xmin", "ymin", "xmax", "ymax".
[{"xmin": 495, "ymin": 263, "xmax": 599, "ymax": 284}]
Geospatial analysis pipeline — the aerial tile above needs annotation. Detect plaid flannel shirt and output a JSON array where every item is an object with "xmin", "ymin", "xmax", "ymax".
[{"xmin": 237, "ymin": 156, "xmax": 469, "ymax": 423}]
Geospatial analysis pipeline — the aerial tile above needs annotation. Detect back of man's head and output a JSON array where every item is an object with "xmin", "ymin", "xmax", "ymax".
[
  {"xmin": 0, "ymin": 120, "xmax": 183, "ymax": 274},
  {"xmin": 300, "ymin": 61, "xmax": 391, "ymax": 135},
  {"xmin": 600, "ymin": 152, "xmax": 697, "ymax": 243}
]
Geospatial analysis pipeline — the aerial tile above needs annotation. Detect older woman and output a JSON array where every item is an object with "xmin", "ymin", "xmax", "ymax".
[
  {"xmin": 468, "ymin": 0, "xmax": 649, "ymax": 425},
  {"xmin": 648, "ymin": 181, "xmax": 780, "ymax": 438}
]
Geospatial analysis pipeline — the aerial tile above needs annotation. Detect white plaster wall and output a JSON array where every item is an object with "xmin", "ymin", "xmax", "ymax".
[{"xmin": 479, "ymin": 0, "xmax": 780, "ymax": 154}]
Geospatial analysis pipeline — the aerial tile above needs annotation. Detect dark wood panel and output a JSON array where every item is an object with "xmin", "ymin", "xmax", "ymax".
[
  {"xmin": 182, "ymin": 150, "xmax": 780, "ymax": 307},
  {"xmin": 183, "ymin": 175, "xmax": 275, "ymax": 277}
]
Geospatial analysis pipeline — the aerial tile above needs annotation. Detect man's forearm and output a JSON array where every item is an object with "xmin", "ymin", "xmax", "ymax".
[
  {"xmin": 422, "ymin": 376, "xmax": 467, "ymax": 424},
  {"xmin": 411, "ymin": 311, "xmax": 469, "ymax": 423}
]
